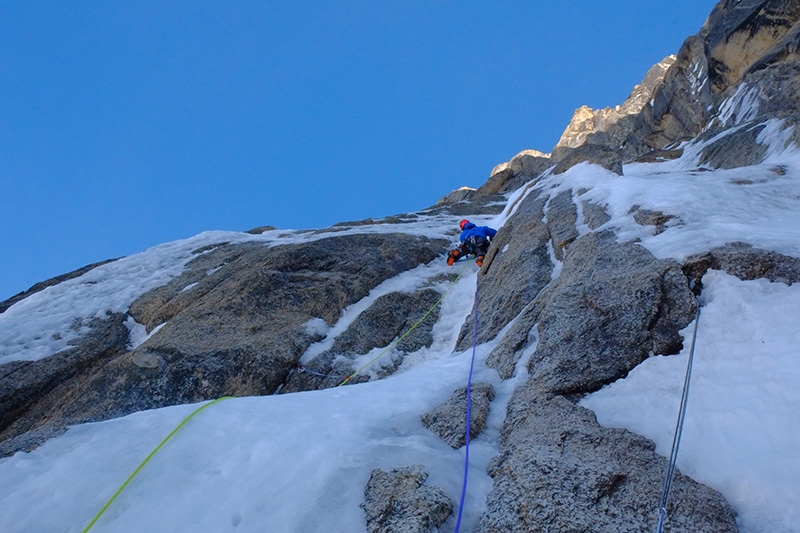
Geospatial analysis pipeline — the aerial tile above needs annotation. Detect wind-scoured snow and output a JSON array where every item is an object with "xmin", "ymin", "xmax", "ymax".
[
  {"xmin": 551, "ymin": 154, "xmax": 800, "ymax": 261},
  {"xmin": 1, "ymin": 130, "xmax": 800, "ymax": 532}
]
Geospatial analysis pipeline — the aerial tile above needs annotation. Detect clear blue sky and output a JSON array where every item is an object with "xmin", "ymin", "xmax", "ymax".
[{"xmin": 1, "ymin": 1, "xmax": 718, "ymax": 301}]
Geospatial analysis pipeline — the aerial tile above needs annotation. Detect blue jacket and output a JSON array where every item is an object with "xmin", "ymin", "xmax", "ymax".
[{"xmin": 460, "ymin": 222, "xmax": 497, "ymax": 242}]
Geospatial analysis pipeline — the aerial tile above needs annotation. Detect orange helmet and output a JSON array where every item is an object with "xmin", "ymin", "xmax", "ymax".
[{"xmin": 459, "ymin": 219, "xmax": 469, "ymax": 230}]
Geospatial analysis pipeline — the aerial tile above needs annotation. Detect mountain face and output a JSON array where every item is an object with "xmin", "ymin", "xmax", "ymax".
[{"xmin": 3, "ymin": 1, "xmax": 800, "ymax": 530}]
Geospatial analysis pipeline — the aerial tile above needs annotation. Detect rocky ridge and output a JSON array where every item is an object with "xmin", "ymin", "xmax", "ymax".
[{"xmin": 554, "ymin": 55, "xmax": 678, "ymax": 152}]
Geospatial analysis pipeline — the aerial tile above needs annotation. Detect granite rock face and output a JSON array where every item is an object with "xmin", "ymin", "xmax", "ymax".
[
  {"xmin": 0, "ymin": 312, "xmax": 130, "ymax": 455},
  {"xmin": 476, "ymin": 387, "xmax": 739, "ymax": 533},
  {"xmin": 361, "ymin": 465, "xmax": 453, "ymax": 533},
  {"xmin": 481, "ymin": 222, "xmax": 698, "ymax": 392},
  {"xmin": 420, "ymin": 382, "xmax": 495, "ymax": 449},
  {"xmin": 553, "ymin": 56, "xmax": 677, "ymax": 153},
  {"xmin": 704, "ymin": 0, "xmax": 800, "ymax": 93},
  {"xmin": 0, "ymin": 233, "xmax": 447, "ymax": 454},
  {"xmin": 477, "ymin": 150, "xmax": 553, "ymax": 196},
  {"xmin": 455, "ymin": 187, "xmax": 554, "ymax": 350},
  {"xmin": 524, "ymin": 231, "xmax": 697, "ymax": 396},
  {"xmin": 473, "ymin": 194, "xmax": 738, "ymax": 530},
  {"xmin": 281, "ymin": 286, "xmax": 446, "ymax": 393},
  {"xmin": 683, "ymin": 241, "xmax": 800, "ymax": 291},
  {"xmin": 635, "ymin": 0, "xmax": 800, "ymax": 153}
]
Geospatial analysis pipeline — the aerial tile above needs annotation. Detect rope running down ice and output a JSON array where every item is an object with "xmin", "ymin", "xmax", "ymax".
[
  {"xmin": 81, "ymin": 396, "xmax": 233, "ymax": 533},
  {"xmin": 80, "ymin": 259, "xmax": 473, "ymax": 530},
  {"xmin": 454, "ymin": 278, "xmax": 480, "ymax": 533},
  {"xmin": 655, "ymin": 306, "xmax": 701, "ymax": 533}
]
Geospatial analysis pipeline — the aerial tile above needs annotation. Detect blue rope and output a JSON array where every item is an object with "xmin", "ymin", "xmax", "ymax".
[
  {"xmin": 454, "ymin": 281, "xmax": 479, "ymax": 532},
  {"xmin": 655, "ymin": 306, "xmax": 701, "ymax": 533}
]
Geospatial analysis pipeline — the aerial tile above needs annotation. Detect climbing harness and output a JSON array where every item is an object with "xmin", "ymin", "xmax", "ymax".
[
  {"xmin": 337, "ymin": 261, "xmax": 471, "ymax": 386},
  {"xmin": 454, "ymin": 278, "xmax": 480, "ymax": 533},
  {"xmin": 81, "ymin": 396, "xmax": 233, "ymax": 533},
  {"xmin": 654, "ymin": 306, "xmax": 701, "ymax": 533}
]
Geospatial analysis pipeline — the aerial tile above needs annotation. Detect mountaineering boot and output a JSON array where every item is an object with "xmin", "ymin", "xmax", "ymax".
[
  {"xmin": 447, "ymin": 248, "xmax": 464, "ymax": 266},
  {"xmin": 476, "ymin": 255, "xmax": 484, "ymax": 267}
]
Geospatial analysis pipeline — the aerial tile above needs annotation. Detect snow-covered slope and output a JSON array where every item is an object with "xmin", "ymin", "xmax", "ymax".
[{"xmin": 2, "ymin": 128, "xmax": 800, "ymax": 531}]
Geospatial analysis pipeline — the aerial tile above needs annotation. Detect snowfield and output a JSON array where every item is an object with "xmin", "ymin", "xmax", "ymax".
[{"xmin": 2, "ymin": 126, "xmax": 800, "ymax": 532}]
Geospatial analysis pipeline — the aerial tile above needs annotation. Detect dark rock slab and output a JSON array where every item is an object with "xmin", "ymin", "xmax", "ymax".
[
  {"xmin": 0, "ymin": 233, "xmax": 447, "ymax": 456},
  {"xmin": 526, "ymin": 231, "xmax": 697, "ymax": 396},
  {"xmin": 0, "ymin": 312, "xmax": 130, "ymax": 455},
  {"xmin": 553, "ymin": 144, "xmax": 624, "ymax": 176},
  {"xmin": 581, "ymin": 199, "xmax": 612, "ymax": 230},
  {"xmin": 282, "ymin": 288, "xmax": 444, "ymax": 393},
  {"xmin": 421, "ymin": 382, "xmax": 495, "ymax": 448},
  {"xmin": 683, "ymin": 241, "xmax": 800, "ymax": 293},
  {"xmin": 546, "ymin": 189, "xmax": 579, "ymax": 260},
  {"xmin": 361, "ymin": 465, "xmax": 453, "ymax": 533},
  {"xmin": 699, "ymin": 123, "xmax": 768, "ymax": 169}
]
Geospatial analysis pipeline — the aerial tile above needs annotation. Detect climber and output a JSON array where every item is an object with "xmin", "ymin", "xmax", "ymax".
[{"xmin": 447, "ymin": 219, "xmax": 497, "ymax": 267}]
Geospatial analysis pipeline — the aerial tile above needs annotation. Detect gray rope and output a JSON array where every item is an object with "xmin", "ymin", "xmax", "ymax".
[
  {"xmin": 655, "ymin": 306, "xmax": 701, "ymax": 533},
  {"xmin": 295, "ymin": 364, "xmax": 348, "ymax": 380}
]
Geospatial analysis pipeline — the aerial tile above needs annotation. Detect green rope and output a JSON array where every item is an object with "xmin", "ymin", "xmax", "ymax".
[
  {"xmin": 81, "ymin": 257, "xmax": 475, "ymax": 529},
  {"xmin": 338, "ymin": 261, "xmax": 471, "ymax": 386},
  {"xmin": 81, "ymin": 396, "xmax": 233, "ymax": 532}
]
